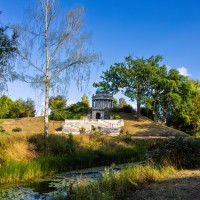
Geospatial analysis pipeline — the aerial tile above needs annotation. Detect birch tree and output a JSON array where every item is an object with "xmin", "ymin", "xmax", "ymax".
[{"xmin": 15, "ymin": 0, "xmax": 98, "ymax": 138}]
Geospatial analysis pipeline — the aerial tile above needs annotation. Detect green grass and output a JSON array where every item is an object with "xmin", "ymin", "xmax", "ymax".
[
  {"xmin": 69, "ymin": 164, "xmax": 176, "ymax": 200},
  {"xmin": 0, "ymin": 142, "xmax": 146, "ymax": 185}
]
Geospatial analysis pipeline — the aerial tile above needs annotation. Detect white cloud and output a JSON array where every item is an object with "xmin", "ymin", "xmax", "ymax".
[{"xmin": 177, "ymin": 67, "xmax": 191, "ymax": 76}]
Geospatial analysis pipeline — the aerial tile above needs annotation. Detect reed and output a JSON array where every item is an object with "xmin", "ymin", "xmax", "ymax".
[{"xmin": 70, "ymin": 164, "xmax": 176, "ymax": 200}]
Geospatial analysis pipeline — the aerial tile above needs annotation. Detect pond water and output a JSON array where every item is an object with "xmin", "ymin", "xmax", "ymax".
[{"xmin": 0, "ymin": 163, "xmax": 130, "ymax": 200}]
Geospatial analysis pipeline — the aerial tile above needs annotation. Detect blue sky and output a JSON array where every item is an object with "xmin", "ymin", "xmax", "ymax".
[{"xmin": 1, "ymin": 0, "xmax": 200, "ymax": 114}]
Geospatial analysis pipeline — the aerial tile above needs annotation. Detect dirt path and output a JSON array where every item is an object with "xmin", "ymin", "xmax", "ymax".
[{"xmin": 126, "ymin": 170, "xmax": 200, "ymax": 200}]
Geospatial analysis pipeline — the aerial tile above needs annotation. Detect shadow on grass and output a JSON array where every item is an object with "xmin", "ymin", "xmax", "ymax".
[{"xmin": 128, "ymin": 175, "xmax": 200, "ymax": 200}]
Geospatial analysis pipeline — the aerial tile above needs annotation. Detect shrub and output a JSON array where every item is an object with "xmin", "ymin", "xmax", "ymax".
[
  {"xmin": 79, "ymin": 127, "xmax": 86, "ymax": 134},
  {"xmin": 0, "ymin": 126, "xmax": 5, "ymax": 133},
  {"xmin": 153, "ymin": 137, "xmax": 200, "ymax": 169},
  {"xmin": 121, "ymin": 105, "xmax": 135, "ymax": 113},
  {"xmin": 28, "ymin": 134, "xmax": 76, "ymax": 155},
  {"xmin": 112, "ymin": 104, "xmax": 136, "ymax": 114},
  {"xmin": 140, "ymin": 107, "xmax": 153, "ymax": 119},
  {"xmin": 12, "ymin": 127, "xmax": 22, "ymax": 132},
  {"xmin": 111, "ymin": 112, "xmax": 121, "ymax": 119},
  {"xmin": 91, "ymin": 125, "xmax": 96, "ymax": 131}
]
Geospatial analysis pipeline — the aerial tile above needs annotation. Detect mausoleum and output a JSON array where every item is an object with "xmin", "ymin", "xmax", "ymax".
[{"xmin": 91, "ymin": 87, "xmax": 113, "ymax": 120}]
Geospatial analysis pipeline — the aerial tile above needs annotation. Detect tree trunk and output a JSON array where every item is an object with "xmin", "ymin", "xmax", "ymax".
[
  {"xmin": 162, "ymin": 101, "xmax": 167, "ymax": 125},
  {"xmin": 44, "ymin": 0, "xmax": 49, "ymax": 138},
  {"xmin": 152, "ymin": 98, "xmax": 158, "ymax": 122},
  {"xmin": 44, "ymin": 80, "xmax": 49, "ymax": 138},
  {"xmin": 136, "ymin": 94, "xmax": 141, "ymax": 119}
]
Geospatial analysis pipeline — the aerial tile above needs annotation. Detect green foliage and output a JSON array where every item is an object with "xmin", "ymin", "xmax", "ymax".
[
  {"xmin": 95, "ymin": 55, "xmax": 200, "ymax": 132},
  {"xmin": 153, "ymin": 137, "xmax": 200, "ymax": 169},
  {"xmin": 0, "ymin": 95, "xmax": 13, "ymax": 118},
  {"xmin": 118, "ymin": 97, "xmax": 127, "ymax": 107},
  {"xmin": 0, "ymin": 96, "xmax": 35, "ymax": 119},
  {"xmin": 81, "ymin": 94, "xmax": 90, "ymax": 107},
  {"xmin": 49, "ymin": 95, "xmax": 67, "ymax": 120},
  {"xmin": 79, "ymin": 127, "xmax": 86, "ymax": 134},
  {"xmin": 94, "ymin": 55, "xmax": 163, "ymax": 119},
  {"xmin": 166, "ymin": 80, "xmax": 200, "ymax": 132},
  {"xmin": 28, "ymin": 134, "xmax": 76, "ymax": 155},
  {"xmin": 0, "ymin": 134, "xmax": 146, "ymax": 185},
  {"xmin": 70, "ymin": 164, "xmax": 176, "ymax": 200},
  {"xmin": 112, "ymin": 104, "xmax": 135, "ymax": 114},
  {"xmin": 140, "ymin": 107, "xmax": 153, "ymax": 119},
  {"xmin": 0, "ymin": 126, "xmax": 5, "ymax": 133},
  {"xmin": 110, "ymin": 112, "xmax": 121, "ymax": 119},
  {"xmin": 66, "ymin": 101, "xmax": 89, "ymax": 119},
  {"xmin": 49, "ymin": 95, "xmax": 90, "ymax": 120},
  {"xmin": 91, "ymin": 125, "xmax": 96, "ymax": 131},
  {"xmin": 12, "ymin": 127, "xmax": 22, "ymax": 132},
  {"xmin": 0, "ymin": 26, "xmax": 18, "ymax": 93}
]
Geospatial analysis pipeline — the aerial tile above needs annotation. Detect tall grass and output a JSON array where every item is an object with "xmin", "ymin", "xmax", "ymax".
[
  {"xmin": 70, "ymin": 164, "xmax": 176, "ymax": 200},
  {"xmin": 0, "ymin": 142, "xmax": 146, "ymax": 185}
]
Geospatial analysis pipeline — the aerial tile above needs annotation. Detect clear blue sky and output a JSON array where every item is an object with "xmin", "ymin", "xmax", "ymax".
[{"xmin": 1, "ymin": 0, "xmax": 200, "ymax": 114}]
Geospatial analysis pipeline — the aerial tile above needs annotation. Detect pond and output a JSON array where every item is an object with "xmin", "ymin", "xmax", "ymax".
[{"xmin": 0, "ymin": 163, "xmax": 131, "ymax": 200}]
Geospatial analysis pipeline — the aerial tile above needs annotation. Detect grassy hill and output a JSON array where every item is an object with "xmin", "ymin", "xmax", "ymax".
[
  {"xmin": 0, "ymin": 117, "xmax": 62, "ymax": 134},
  {"xmin": 120, "ymin": 113, "xmax": 188, "ymax": 138},
  {"xmin": 0, "ymin": 114, "xmax": 189, "ymax": 137},
  {"xmin": 0, "ymin": 114, "xmax": 200, "ymax": 200}
]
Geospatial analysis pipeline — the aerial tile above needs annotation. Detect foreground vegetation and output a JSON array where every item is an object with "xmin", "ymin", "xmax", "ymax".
[
  {"xmin": 0, "ymin": 133, "xmax": 146, "ymax": 185},
  {"xmin": 69, "ymin": 164, "xmax": 176, "ymax": 200},
  {"xmin": 68, "ymin": 136, "xmax": 200, "ymax": 200}
]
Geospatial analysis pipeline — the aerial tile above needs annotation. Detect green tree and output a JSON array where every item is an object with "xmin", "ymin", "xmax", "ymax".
[
  {"xmin": 166, "ymin": 79, "xmax": 200, "ymax": 132},
  {"xmin": 0, "ymin": 24, "xmax": 18, "ymax": 93},
  {"xmin": 49, "ymin": 95, "xmax": 67, "ymax": 120},
  {"xmin": 9, "ymin": 98, "xmax": 35, "ymax": 118},
  {"xmin": 81, "ymin": 94, "xmax": 90, "ymax": 107},
  {"xmin": 94, "ymin": 55, "xmax": 161, "ymax": 119},
  {"xmin": 118, "ymin": 98, "xmax": 127, "ymax": 107},
  {"xmin": 0, "ymin": 95, "xmax": 13, "ymax": 118},
  {"xmin": 23, "ymin": 98, "xmax": 35, "ymax": 117},
  {"xmin": 10, "ymin": 99, "xmax": 25, "ymax": 118}
]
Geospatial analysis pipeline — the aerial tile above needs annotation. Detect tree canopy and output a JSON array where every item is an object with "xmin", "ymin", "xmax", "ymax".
[
  {"xmin": 94, "ymin": 55, "xmax": 200, "ymax": 133},
  {"xmin": 0, "ymin": 25, "xmax": 18, "ymax": 93}
]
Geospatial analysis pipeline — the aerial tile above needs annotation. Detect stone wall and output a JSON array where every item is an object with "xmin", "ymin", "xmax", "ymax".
[{"xmin": 62, "ymin": 119, "xmax": 124, "ymax": 135}]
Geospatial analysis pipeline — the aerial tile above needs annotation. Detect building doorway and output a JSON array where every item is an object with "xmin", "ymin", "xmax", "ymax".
[{"xmin": 96, "ymin": 113, "xmax": 101, "ymax": 119}]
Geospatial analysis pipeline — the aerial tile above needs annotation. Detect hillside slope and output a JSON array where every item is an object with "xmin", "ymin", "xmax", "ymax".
[
  {"xmin": 0, "ymin": 117, "xmax": 62, "ymax": 134},
  {"xmin": 119, "ymin": 113, "xmax": 188, "ymax": 138},
  {"xmin": 0, "ymin": 114, "xmax": 188, "ymax": 137}
]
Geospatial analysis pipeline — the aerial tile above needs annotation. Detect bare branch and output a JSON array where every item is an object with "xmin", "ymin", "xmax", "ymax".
[
  {"xmin": 49, "ymin": 8, "xmax": 83, "ymax": 63},
  {"xmin": 49, "ymin": 60, "xmax": 85, "ymax": 81},
  {"xmin": 17, "ymin": 50, "xmax": 46, "ymax": 75}
]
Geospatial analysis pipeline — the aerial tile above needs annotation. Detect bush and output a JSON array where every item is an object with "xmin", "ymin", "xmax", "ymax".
[
  {"xmin": 0, "ymin": 126, "xmax": 5, "ymax": 133},
  {"xmin": 12, "ymin": 127, "xmax": 22, "ymax": 132},
  {"xmin": 112, "ymin": 104, "xmax": 135, "ymax": 113},
  {"xmin": 111, "ymin": 112, "xmax": 121, "ymax": 119},
  {"xmin": 121, "ymin": 105, "xmax": 135, "ymax": 113},
  {"xmin": 91, "ymin": 125, "xmax": 96, "ymax": 131},
  {"xmin": 79, "ymin": 127, "xmax": 86, "ymax": 134},
  {"xmin": 140, "ymin": 107, "xmax": 153, "ymax": 119},
  {"xmin": 28, "ymin": 134, "xmax": 76, "ymax": 155},
  {"xmin": 153, "ymin": 137, "xmax": 200, "ymax": 169}
]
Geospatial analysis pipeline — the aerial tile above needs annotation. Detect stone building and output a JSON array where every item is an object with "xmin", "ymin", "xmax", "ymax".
[{"xmin": 91, "ymin": 87, "xmax": 113, "ymax": 119}]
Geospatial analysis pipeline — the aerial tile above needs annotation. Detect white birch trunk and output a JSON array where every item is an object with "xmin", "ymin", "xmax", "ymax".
[{"xmin": 44, "ymin": 0, "xmax": 49, "ymax": 138}]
